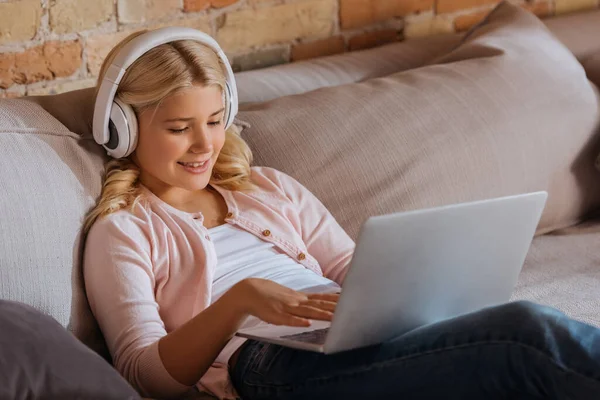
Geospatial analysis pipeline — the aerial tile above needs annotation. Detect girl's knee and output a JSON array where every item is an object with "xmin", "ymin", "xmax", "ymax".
[{"xmin": 498, "ymin": 300, "xmax": 563, "ymax": 324}]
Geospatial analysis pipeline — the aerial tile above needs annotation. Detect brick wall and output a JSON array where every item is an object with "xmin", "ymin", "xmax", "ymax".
[{"xmin": 1, "ymin": 0, "xmax": 599, "ymax": 98}]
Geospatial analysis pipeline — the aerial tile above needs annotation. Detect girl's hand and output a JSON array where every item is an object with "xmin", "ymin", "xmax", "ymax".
[{"xmin": 229, "ymin": 278, "xmax": 340, "ymax": 327}]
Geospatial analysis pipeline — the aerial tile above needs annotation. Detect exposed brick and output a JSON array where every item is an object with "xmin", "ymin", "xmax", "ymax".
[
  {"xmin": 454, "ymin": 2, "xmax": 552, "ymax": 32},
  {"xmin": 26, "ymin": 78, "xmax": 96, "ymax": 96},
  {"xmin": 0, "ymin": 54, "xmax": 16, "ymax": 89},
  {"xmin": 86, "ymin": 31, "xmax": 132, "ymax": 76},
  {"xmin": 291, "ymin": 36, "xmax": 346, "ymax": 61},
  {"xmin": 50, "ymin": 0, "xmax": 113, "ymax": 34},
  {"xmin": 152, "ymin": 15, "xmax": 211, "ymax": 32},
  {"xmin": 348, "ymin": 29, "xmax": 400, "ymax": 51},
  {"xmin": 44, "ymin": 41, "xmax": 83, "ymax": 78},
  {"xmin": 555, "ymin": 0, "xmax": 598, "ymax": 15},
  {"xmin": 1, "ymin": 41, "xmax": 82, "ymax": 89},
  {"xmin": 0, "ymin": 90, "xmax": 25, "ymax": 99},
  {"xmin": 404, "ymin": 15, "xmax": 454, "ymax": 38},
  {"xmin": 118, "ymin": 0, "xmax": 181, "ymax": 24},
  {"xmin": 86, "ymin": 16, "xmax": 210, "ymax": 76},
  {"xmin": 437, "ymin": 0, "xmax": 499, "ymax": 14},
  {"xmin": 212, "ymin": 0, "xmax": 239, "ymax": 8},
  {"xmin": 184, "ymin": 0, "xmax": 211, "ymax": 12},
  {"xmin": 524, "ymin": 1, "xmax": 552, "ymax": 17},
  {"xmin": 13, "ymin": 48, "xmax": 51, "ymax": 85},
  {"xmin": 454, "ymin": 9, "xmax": 489, "ymax": 32},
  {"xmin": 231, "ymin": 46, "xmax": 289, "ymax": 72},
  {"xmin": 217, "ymin": 0, "xmax": 336, "ymax": 52},
  {"xmin": 0, "ymin": 0, "xmax": 42, "ymax": 45},
  {"xmin": 341, "ymin": 0, "xmax": 434, "ymax": 30},
  {"xmin": 184, "ymin": 0, "xmax": 238, "ymax": 12}
]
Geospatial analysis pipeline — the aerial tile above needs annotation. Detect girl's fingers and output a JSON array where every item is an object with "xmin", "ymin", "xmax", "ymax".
[
  {"xmin": 299, "ymin": 299, "xmax": 337, "ymax": 312},
  {"xmin": 283, "ymin": 314, "xmax": 311, "ymax": 327},
  {"xmin": 306, "ymin": 293, "xmax": 340, "ymax": 302},
  {"xmin": 288, "ymin": 304, "xmax": 334, "ymax": 321}
]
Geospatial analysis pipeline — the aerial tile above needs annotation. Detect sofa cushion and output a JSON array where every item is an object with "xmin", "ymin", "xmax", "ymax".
[
  {"xmin": 0, "ymin": 299, "xmax": 140, "ymax": 399},
  {"xmin": 512, "ymin": 216, "xmax": 600, "ymax": 328},
  {"xmin": 236, "ymin": 1, "xmax": 600, "ymax": 241},
  {"xmin": 0, "ymin": 99, "xmax": 110, "ymax": 358}
]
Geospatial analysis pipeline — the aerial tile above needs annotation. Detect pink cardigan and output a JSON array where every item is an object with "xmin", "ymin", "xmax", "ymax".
[{"xmin": 83, "ymin": 166, "xmax": 355, "ymax": 399}]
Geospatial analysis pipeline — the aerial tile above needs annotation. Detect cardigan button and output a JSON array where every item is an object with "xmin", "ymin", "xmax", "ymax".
[
  {"xmin": 262, "ymin": 229, "xmax": 271, "ymax": 237},
  {"xmin": 225, "ymin": 212, "xmax": 233, "ymax": 219},
  {"xmin": 297, "ymin": 252, "xmax": 306, "ymax": 261}
]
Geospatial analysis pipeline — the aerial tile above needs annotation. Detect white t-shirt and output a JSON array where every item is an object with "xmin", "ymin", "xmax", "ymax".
[{"xmin": 209, "ymin": 223, "xmax": 340, "ymax": 365}]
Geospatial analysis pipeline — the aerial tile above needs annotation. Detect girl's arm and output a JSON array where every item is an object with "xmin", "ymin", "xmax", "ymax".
[
  {"xmin": 157, "ymin": 288, "xmax": 246, "ymax": 386},
  {"xmin": 84, "ymin": 214, "xmax": 245, "ymax": 398}
]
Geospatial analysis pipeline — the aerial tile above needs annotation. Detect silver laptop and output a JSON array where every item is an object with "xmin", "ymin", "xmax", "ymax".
[{"xmin": 235, "ymin": 191, "xmax": 548, "ymax": 354}]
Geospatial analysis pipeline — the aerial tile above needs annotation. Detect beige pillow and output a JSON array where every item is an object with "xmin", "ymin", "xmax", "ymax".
[
  {"xmin": 237, "ymin": 1, "xmax": 600, "ymax": 240},
  {"xmin": 0, "ymin": 99, "xmax": 110, "ymax": 359}
]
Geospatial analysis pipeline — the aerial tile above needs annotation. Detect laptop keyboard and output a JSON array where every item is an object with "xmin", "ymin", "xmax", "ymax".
[{"xmin": 280, "ymin": 328, "xmax": 330, "ymax": 345}]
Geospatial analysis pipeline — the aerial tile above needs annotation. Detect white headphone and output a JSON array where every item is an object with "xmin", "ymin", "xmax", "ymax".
[{"xmin": 92, "ymin": 27, "xmax": 238, "ymax": 159}]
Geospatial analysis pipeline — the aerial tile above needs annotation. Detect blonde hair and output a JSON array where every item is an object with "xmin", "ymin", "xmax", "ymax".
[{"xmin": 83, "ymin": 29, "xmax": 257, "ymax": 234}]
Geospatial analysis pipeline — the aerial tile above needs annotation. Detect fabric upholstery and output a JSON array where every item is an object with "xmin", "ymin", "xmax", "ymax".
[
  {"xmin": 0, "ymin": 99, "xmax": 110, "ymax": 358},
  {"xmin": 512, "ymin": 217, "xmax": 600, "ymax": 328}
]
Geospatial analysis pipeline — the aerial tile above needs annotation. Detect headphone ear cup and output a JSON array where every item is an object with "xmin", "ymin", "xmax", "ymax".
[
  {"xmin": 224, "ymin": 82, "xmax": 233, "ymax": 130},
  {"xmin": 107, "ymin": 98, "xmax": 138, "ymax": 158},
  {"xmin": 116, "ymin": 98, "xmax": 138, "ymax": 157}
]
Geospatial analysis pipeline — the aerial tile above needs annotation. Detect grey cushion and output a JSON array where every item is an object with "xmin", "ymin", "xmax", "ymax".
[{"xmin": 0, "ymin": 299, "xmax": 140, "ymax": 400}]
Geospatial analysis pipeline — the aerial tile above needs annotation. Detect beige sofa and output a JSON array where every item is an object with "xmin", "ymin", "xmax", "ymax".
[{"xmin": 1, "ymin": 3, "xmax": 600, "ymax": 399}]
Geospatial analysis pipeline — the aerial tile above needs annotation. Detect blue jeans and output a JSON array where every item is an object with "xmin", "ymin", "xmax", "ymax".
[{"xmin": 230, "ymin": 301, "xmax": 600, "ymax": 399}]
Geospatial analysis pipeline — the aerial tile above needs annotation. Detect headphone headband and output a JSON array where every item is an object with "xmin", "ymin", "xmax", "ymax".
[{"xmin": 92, "ymin": 27, "xmax": 238, "ymax": 147}]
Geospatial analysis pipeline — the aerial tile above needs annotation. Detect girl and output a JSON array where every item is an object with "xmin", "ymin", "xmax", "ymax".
[{"xmin": 83, "ymin": 29, "xmax": 600, "ymax": 400}]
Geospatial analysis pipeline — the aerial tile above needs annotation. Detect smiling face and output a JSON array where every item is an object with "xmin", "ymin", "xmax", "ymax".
[{"xmin": 131, "ymin": 84, "xmax": 226, "ymax": 204}]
